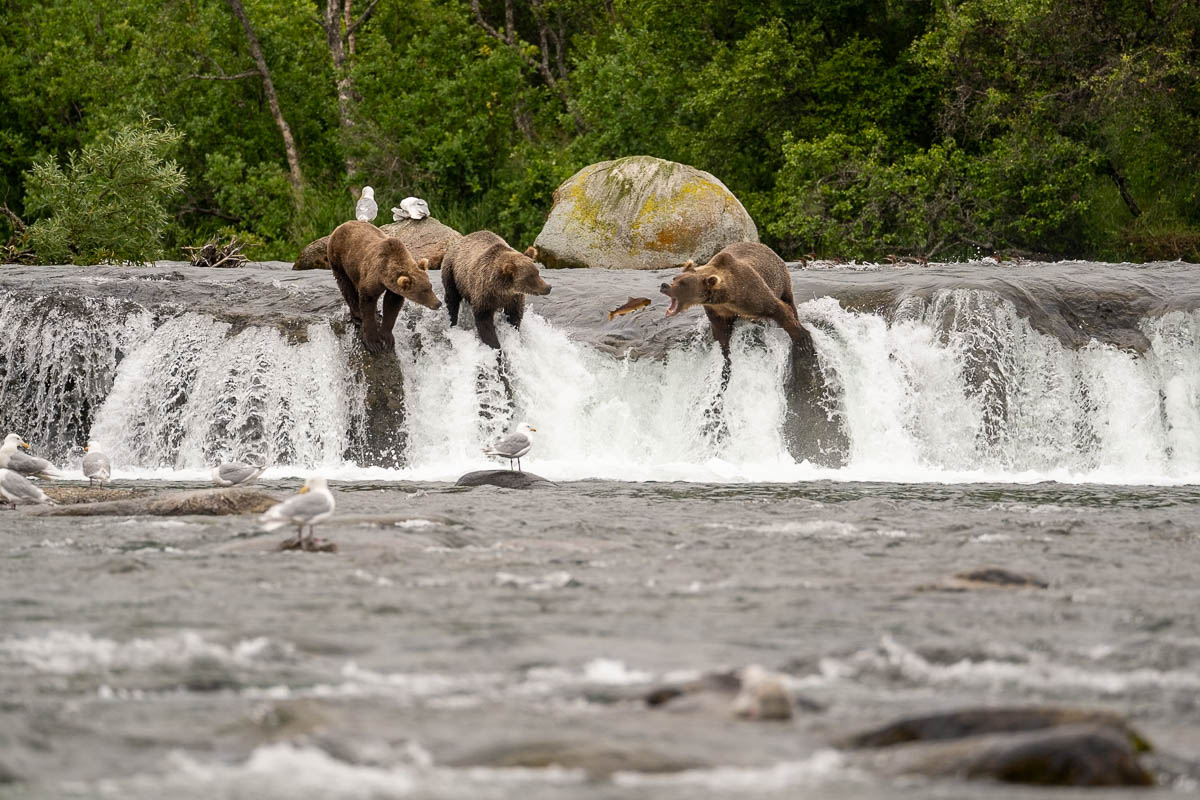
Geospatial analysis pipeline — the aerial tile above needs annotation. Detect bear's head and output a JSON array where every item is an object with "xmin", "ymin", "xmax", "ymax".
[
  {"xmin": 501, "ymin": 246, "xmax": 552, "ymax": 296},
  {"xmin": 660, "ymin": 256, "xmax": 731, "ymax": 316},
  {"xmin": 378, "ymin": 238, "xmax": 441, "ymax": 310}
]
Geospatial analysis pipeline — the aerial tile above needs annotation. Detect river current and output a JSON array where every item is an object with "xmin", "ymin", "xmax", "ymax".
[{"xmin": 1, "ymin": 259, "xmax": 1199, "ymax": 796}]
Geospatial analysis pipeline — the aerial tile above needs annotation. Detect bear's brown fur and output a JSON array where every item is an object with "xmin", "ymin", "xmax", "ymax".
[
  {"xmin": 441, "ymin": 231, "xmax": 551, "ymax": 349},
  {"xmin": 660, "ymin": 241, "xmax": 813, "ymax": 360},
  {"xmin": 327, "ymin": 220, "xmax": 441, "ymax": 353}
]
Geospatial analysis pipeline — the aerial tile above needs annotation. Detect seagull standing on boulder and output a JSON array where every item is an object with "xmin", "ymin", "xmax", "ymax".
[
  {"xmin": 485, "ymin": 423, "xmax": 536, "ymax": 472},
  {"xmin": 0, "ymin": 468, "xmax": 55, "ymax": 509},
  {"xmin": 82, "ymin": 441, "xmax": 111, "ymax": 487},
  {"xmin": 355, "ymin": 186, "xmax": 378, "ymax": 223},
  {"xmin": 260, "ymin": 475, "xmax": 335, "ymax": 551},
  {"xmin": 0, "ymin": 433, "xmax": 62, "ymax": 479},
  {"xmin": 391, "ymin": 196, "xmax": 430, "ymax": 221}
]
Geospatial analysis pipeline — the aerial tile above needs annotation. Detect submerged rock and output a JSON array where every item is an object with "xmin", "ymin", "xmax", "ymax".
[
  {"xmin": 42, "ymin": 486, "xmax": 143, "ymax": 505},
  {"xmin": 841, "ymin": 707, "xmax": 1154, "ymax": 787},
  {"xmin": 455, "ymin": 470, "xmax": 555, "ymax": 489},
  {"xmin": 533, "ymin": 156, "xmax": 758, "ymax": 270},
  {"xmin": 919, "ymin": 567, "xmax": 1050, "ymax": 592},
  {"xmin": 867, "ymin": 725, "xmax": 1154, "ymax": 787},
  {"xmin": 839, "ymin": 707, "xmax": 1150, "ymax": 750},
  {"xmin": 31, "ymin": 487, "xmax": 280, "ymax": 516}
]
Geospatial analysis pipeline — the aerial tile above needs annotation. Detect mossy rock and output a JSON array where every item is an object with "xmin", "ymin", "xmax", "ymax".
[{"xmin": 533, "ymin": 156, "xmax": 758, "ymax": 270}]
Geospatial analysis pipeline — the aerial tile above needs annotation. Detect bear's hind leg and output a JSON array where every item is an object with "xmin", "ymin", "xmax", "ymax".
[
  {"xmin": 358, "ymin": 290, "xmax": 387, "ymax": 353},
  {"xmin": 442, "ymin": 265, "xmax": 463, "ymax": 327},
  {"xmin": 333, "ymin": 266, "xmax": 362, "ymax": 322}
]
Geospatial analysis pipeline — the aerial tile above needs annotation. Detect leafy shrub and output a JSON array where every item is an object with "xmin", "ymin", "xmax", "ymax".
[{"xmin": 23, "ymin": 118, "xmax": 186, "ymax": 264}]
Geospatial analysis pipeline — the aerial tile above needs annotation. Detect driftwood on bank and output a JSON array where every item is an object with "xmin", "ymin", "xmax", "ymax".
[{"xmin": 183, "ymin": 236, "xmax": 248, "ymax": 268}]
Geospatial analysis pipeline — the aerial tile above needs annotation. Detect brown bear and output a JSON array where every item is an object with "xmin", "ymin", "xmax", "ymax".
[
  {"xmin": 327, "ymin": 220, "xmax": 441, "ymax": 353},
  {"xmin": 441, "ymin": 231, "xmax": 552, "ymax": 349},
  {"xmin": 660, "ymin": 241, "xmax": 814, "ymax": 360}
]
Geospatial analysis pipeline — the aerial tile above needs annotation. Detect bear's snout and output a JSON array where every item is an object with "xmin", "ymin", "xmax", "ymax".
[
  {"xmin": 660, "ymin": 283, "xmax": 671, "ymax": 294},
  {"xmin": 539, "ymin": 284, "xmax": 551, "ymax": 296}
]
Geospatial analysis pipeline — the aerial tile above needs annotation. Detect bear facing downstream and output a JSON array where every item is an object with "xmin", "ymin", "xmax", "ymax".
[
  {"xmin": 327, "ymin": 221, "xmax": 441, "ymax": 353},
  {"xmin": 660, "ymin": 241, "xmax": 814, "ymax": 362},
  {"xmin": 441, "ymin": 231, "xmax": 552, "ymax": 349}
]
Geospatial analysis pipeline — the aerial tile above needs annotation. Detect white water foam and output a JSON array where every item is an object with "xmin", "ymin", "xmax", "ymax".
[
  {"xmin": 0, "ymin": 630, "xmax": 293, "ymax": 675},
  {"xmin": 32, "ymin": 288, "xmax": 1200, "ymax": 484}
]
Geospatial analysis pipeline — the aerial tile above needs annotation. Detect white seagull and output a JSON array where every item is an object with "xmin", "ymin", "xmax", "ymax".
[
  {"xmin": 485, "ymin": 422, "xmax": 536, "ymax": 472},
  {"xmin": 82, "ymin": 441, "xmax": 112, "ymax": 487},
  {"xmin": 0, "ymin": 468, "xmax": 55, "ymax": 509},
  {"xmin": 391, "ymin": 196, "xmax": 430, "ymax": 221},
  {"xmin": 355, "ymin": 186, "xmax": 378, "ymax": 223},
  {"xmin": 259, "ymin": 475, "xmax": 335, "ymax": 550},
  {"xmin": 212, "ymin": 460, "xmax": 267, "ymax": 487},
  {"xmin": 0, "ymin": 433, "xmax": 62, "ymax": 479}
]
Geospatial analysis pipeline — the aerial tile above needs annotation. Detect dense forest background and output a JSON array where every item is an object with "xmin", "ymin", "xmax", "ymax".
[{"xmin": 1, "ymin": 0, "xmax": 1197, "ymax": 264}]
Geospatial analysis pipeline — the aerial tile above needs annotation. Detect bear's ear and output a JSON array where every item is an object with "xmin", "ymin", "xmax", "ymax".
[
  {"xmin": 396, "ymin": 276, "xmax": 412, "ymax": 291},
  {"xmin": 524, "ymin": 245, "xmax": 538, "ymax": 260},
  {"xmin": 417, "ymin": 258, "xmax": 429, "ymax": 271},
  {"xmin": 681, "ymin": 260, "xmax": 697, "ymax": 272},
  {"xmin": 703, "ymin": 274, "xmax": 721, "ymax": 289},
  {"xmin": 501, "ymin": 260, "xmax": 517, "ymax": 278}
]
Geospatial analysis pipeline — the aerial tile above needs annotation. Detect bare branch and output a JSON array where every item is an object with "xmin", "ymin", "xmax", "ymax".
[
  {"xmin": 187, "ymin": 70, "xmax": 258, "ymax": 80},
  {"xmin": 346, "ymin": 0, "xmax": 380, "ymax": 38},
  {"xmin": 1, "ymin": 203, "xmax": 26, "ymax": 233}
]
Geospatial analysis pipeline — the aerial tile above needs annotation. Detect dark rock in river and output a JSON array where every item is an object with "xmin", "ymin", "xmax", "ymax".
[
  {"xmin": 839, "ymin": 706, "xmax": 1150, "ymax": 750},
  {"xmin": 31, "ymin": 487, "xmax": 279, "ymax": 516},
  {"xmin": 292, "ymin": 237, "xmax": 330, "ymax": 271},
  {"xmin": 918, "ymin": 567, "xmax": 1050, "ymax": 592},
  {"xmin": 867, "ymin": 725, "xmax": 1154, "ymax": 787},
  {"xmin": 456, "ymin": 469, "xmax": 555, "ymax": 489},
  {"xmin": 448, "ymin": 739, "xmax": 701, "ymax": 777}
]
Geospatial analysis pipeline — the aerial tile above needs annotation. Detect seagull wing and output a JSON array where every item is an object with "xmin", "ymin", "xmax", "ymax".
[
  {"xmin": 0, "ymin": 470, "xmax": 50, "ymax": 504},
  {"xmin": 260, "ymin": 490, "xmax": 334, "ymax": 530},
  {"xmin": 6, "ymin": 451, "xmax": 61, "ymax": 478},
  {"xmin": 82, "ymin": 452, "xmax": 111, "ymax": 478},
  {"xmin": 218, "ymin": 463, "xmax": 262, "ymax": 485},
  {"xmin": 486, "ymin": 431, "xmax": 532, "ymax": 458}
]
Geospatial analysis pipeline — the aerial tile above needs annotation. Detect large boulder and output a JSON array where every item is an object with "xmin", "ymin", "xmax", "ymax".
[
  {"xmin": 533, "ymin": 156, "xmax": 758, "ymax": 270},
  {"xmin": 292, "ymin": 217, "xmax": 461, "ymax": 271}
]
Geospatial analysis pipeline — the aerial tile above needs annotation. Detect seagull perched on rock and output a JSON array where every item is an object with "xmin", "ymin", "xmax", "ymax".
[
  {"xmin": 355, "ymin": 186, "xmax": 378, "ymax": 223},
  {"xmin": 82, "ymin": 441, "xmax": 111, "ymax": 487},
  {"xmin": 391, "ymin": 196, "xmax": 430, "ymax": 221},
  {"xmin": 485, "ymin": 423, "xmax": 536, "ymax": 472},
  {"xmin": 0, "ymin": 433, "xmax": 62, "ymax": 479},
  {"xmin": 0, "ymin": 468, "xmax": 55, "ymax": 509},
  {"xmin": 212, "ymin": 460, "xmax": 266, "ymax": 487},
  {"xmin": 260, "ymin": 475, "xmax": 335, "ymax": 550}
]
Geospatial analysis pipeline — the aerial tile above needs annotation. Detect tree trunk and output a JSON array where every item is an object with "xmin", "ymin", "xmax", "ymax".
[
  {"xmin": 322, "ymin": 0, "xmax": 379, "ymax": 180},
  {"xmin": 226, "ymin": 0, "xmax": 304, "ymax": 192}
]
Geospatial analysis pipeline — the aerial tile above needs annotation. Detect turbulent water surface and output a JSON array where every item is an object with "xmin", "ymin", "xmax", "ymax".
[{"xmin": 1, "ymin": 259, "xmax": 1200, "ymax": 796}]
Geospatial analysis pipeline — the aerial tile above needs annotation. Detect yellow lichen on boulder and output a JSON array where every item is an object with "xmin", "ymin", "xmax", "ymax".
[{"xmin": 534, "ymin": 156, "xmax": 758, "ymax": 269}]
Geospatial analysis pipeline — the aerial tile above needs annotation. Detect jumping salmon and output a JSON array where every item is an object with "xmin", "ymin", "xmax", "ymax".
[{"xmin": 608, "ymin": 297, "xmax": 652, "ymax": 321}]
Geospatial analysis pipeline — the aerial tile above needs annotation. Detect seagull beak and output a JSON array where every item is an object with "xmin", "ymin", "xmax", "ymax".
[
  {"xmin": 529, "ymin": 427, "xmax": 537, "ymax": 432},
  {"xmin": 298, "ymin": 486, "xmax": 310, "ymax": 494},
  {"xmin": 84, "ymin": 446, "xmax": 90, "ymax": 452},
  {"xmin": 19, "ymin": 441, "xmax": 30, "ymax": 449}
]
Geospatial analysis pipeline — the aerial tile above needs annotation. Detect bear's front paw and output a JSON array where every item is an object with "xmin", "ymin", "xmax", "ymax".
[{"xmin": 362, "ymin": 333, "xmax": 388, "ymax": 353}]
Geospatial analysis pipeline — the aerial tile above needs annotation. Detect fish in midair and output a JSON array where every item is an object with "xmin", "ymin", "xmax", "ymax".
[
  {"xmin": 607, "ymin": 297, "xmax": 652, "ymax": 321},
  {"xmin": 355, "ymin": 186, "xmax": 378, "ymax": 223},
  {"xmin": 82, "ymin": 441, "xmax": 111, "ymax": 487},
  {"xmin": 391, "ymin": 196, "xmax": 430, "ymax": 221}
]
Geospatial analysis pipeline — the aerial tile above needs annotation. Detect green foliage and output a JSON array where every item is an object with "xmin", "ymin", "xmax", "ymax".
[
  {"xmin": 23, "ymin": 119, "xmax": 186, "ymax": 264},
  {"xmin": 1, "ymin": 0, "xmax": 1196, "ymax": 263}
]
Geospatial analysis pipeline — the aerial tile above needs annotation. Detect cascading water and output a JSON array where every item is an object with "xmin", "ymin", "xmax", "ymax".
[{"xmin": 3, "ymin": 264, "xmax": 1199, "ymax": 483}]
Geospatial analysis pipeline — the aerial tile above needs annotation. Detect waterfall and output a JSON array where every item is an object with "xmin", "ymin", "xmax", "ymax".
[{"xmin": 2, "ymin": 268, "xmax": 1199, "ymax": 484}]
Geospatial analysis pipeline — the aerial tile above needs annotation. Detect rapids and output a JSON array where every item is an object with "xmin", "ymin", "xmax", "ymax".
[{"xmin": 2, "ymin": 259, "xmax": 1199, "ymax": 483}]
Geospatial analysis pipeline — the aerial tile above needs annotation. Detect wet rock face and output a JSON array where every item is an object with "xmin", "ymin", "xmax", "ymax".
[{"xmin": 533, "ymin": 156, "xmax": 759, "ymax": 270}]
